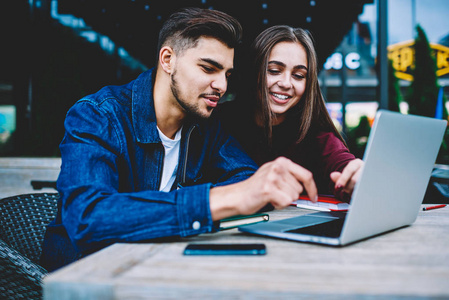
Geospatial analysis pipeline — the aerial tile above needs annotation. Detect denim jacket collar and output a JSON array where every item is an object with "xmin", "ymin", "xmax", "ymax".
[{"xmin": 132, "ymin": 68, "xmax": 160, "ymax": 144}]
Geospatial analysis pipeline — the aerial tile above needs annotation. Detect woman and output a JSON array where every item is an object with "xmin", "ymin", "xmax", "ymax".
[{"xmin": 218, "ymin": 25, "xmax": 363, "ymax": 200}]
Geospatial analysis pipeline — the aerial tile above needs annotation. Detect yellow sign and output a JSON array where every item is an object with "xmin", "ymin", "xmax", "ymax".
[{"xmin": 387, "ymin": 40, "xmax": 449, "ymax": 81}]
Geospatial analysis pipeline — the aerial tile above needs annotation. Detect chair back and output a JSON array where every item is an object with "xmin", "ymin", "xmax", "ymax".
[
  {"xmin": 0, "ymin": 193, "xmax": 59, "ymax": 263},
  {"xmin": 0, "ymin": 192, "xmax": 59, "ymax": 299}
]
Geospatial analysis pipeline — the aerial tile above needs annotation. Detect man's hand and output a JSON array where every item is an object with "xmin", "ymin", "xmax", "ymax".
[
  {"xmin": 209, "ymin": 157, "xmax": 318, "ymax": 221},
  {"xmin": 330, "ymin": 158, "xmax": 364, "ymax": 197}
]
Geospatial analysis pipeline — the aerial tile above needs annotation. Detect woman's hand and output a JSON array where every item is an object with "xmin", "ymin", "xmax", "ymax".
[{"xmin": 330, "ymin": 158, "xmax": 364, "ymax": 200}]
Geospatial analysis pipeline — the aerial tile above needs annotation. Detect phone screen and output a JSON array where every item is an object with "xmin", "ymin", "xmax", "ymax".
[{"xmin": 183, "ymin": 243, "xmax": 266, "ymax": 255}]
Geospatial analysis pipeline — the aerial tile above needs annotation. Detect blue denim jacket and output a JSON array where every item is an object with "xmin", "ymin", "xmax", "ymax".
[{"xmin": 40, "ymin": 69, "xmax": 257, "ymax": 271}]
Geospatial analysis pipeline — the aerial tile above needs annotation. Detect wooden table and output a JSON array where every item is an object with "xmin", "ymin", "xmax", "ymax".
[{"xmin": 43, "ymin": 205, "xmax": 449, "ymax": 299}]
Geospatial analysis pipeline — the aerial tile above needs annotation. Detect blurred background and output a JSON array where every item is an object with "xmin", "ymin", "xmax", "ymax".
[{"xmin": 0, "ymin": 0, "xmax": 448, "ymax": 161}]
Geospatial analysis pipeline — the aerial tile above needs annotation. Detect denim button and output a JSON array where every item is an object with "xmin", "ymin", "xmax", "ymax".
[{"xmin": 192, "ymin": 221, "xmax": 201, "ymax": 230}]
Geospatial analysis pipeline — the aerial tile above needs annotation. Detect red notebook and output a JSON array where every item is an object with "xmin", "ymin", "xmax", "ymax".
[{"xmin": 292, "ymin": 195, "xmax": 350, "ymax": 212}]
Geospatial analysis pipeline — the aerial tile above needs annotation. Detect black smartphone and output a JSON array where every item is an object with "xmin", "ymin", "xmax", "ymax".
[{"xmin": 183, "ymin": 243, "xmax": 266, "ymax": 255}]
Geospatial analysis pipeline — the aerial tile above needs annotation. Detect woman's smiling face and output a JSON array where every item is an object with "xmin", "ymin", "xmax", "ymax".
[{"xmin": 266, "ymin": 41, "xmax": 308, "ymax": 125}]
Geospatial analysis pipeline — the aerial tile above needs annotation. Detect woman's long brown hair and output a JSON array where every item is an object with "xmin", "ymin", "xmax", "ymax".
[{"xmin": 251, "ymin": 25, "xmax": 346, "ymax": 147}]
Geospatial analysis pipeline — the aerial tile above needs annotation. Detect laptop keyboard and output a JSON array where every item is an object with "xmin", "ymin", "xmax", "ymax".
[{"xmin": 285, "ymin": 218, "xmax": 345, "ymax": 238}]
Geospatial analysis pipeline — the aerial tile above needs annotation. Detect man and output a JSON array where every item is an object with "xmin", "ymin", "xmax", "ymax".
[{"xmin": 40, "ymin": 7, "xmax": 318, "ymax": 271}]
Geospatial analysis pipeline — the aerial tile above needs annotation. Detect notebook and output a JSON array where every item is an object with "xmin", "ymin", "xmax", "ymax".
[{"xmin": 239, "ymin": 110, "xmax": 447, "ymax": 246}]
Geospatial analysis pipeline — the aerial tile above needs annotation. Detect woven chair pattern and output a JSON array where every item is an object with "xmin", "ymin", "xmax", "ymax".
[{"xmin": 0, "ymin": 193, "xmax": 59, "ymax": 300}]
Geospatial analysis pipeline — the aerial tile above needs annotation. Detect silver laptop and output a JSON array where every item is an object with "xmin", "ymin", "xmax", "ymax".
[{"xmin": 239, "ymin": 110, "xmax": 447, "ymax": 246}]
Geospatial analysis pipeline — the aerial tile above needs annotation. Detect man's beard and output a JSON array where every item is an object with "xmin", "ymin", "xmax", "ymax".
[{"xmin": 170, "ymin": 71, "xmax": 214, "ymax": 120}]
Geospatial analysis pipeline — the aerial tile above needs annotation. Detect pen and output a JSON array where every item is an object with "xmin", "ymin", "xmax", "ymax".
[{"xmin": 423, "ymin": 204, "xmax": 447, "ymax": 211}]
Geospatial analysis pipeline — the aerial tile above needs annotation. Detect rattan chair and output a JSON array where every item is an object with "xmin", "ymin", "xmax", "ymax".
[{"xmin": 0, "ymin": 193, "xmax": 59, "ymax": 300}]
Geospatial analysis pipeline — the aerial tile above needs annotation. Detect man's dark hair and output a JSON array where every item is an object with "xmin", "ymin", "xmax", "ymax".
[{"xmin": 157, "ymin": 7, "xmax": 242, "ymax": 57}]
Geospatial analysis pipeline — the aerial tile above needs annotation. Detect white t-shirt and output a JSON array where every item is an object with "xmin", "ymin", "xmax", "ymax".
[{"xmin": 157, "ymin": 126, "xmax": 182, "ymax": 192}]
